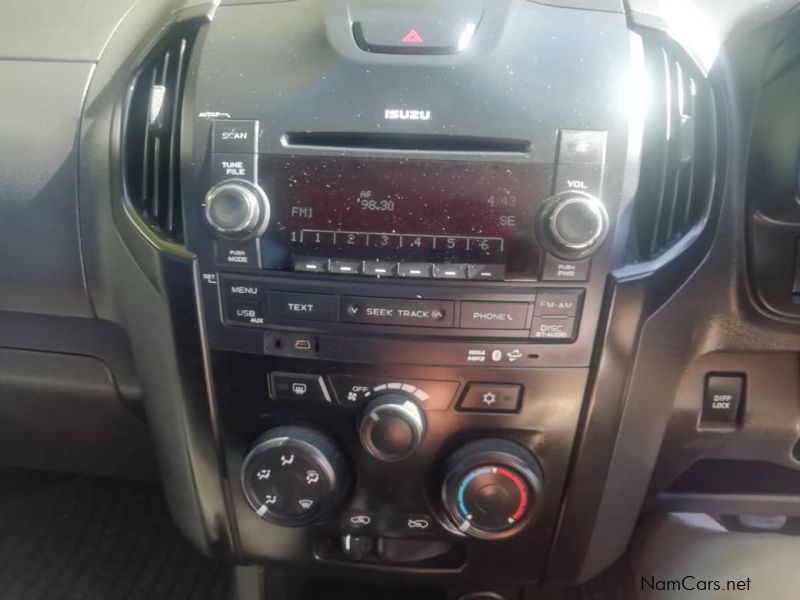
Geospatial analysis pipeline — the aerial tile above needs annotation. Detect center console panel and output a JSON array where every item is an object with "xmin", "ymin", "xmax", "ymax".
[{"xmin": 176, "ymin": 0, "xmax": 637, "ymax": 586}]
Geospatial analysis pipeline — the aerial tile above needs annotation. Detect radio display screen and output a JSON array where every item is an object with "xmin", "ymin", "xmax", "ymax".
[{"xmin": 259, "ymin": 156, "xmax": 552, "ymax": 279}]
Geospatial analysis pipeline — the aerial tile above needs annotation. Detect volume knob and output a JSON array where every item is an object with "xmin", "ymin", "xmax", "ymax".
[
  {"xmin": 204, "ymin": 179, "xmax": 269, "ymax": 240},
  {"xmin": 540, "ymin": 192, "xmax": 608, "ymax": 259}
]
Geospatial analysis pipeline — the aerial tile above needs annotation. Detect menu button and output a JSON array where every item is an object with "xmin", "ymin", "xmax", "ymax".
[{"xmin": 222, "ymin": 278, "xmax": 263, "ymax": 300}]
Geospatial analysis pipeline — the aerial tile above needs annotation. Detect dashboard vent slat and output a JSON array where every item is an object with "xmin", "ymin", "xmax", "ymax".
[
  {"xmin": 631, "ymin": 38, "xmax": 715, "ymax": 263},
  {"xmin": 123, "ymin": 26, "xmax": 198, "ymax": 244}
]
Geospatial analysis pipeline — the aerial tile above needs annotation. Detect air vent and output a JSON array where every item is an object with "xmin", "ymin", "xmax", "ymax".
[
  {"xmin": 123, "ymin": 25, "xmax": 199, "ymax": 244},
  {"xmin": 630, "ymin": 38, "xmax": 716, "ymax": 263}
]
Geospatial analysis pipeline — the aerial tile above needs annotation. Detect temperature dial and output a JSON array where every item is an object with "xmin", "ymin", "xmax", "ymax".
[
  {"xmin": 241, "ymin": 426, "xmax": 349, "ymax": 526},
  {"xmin": 441, "ymin": 439, "xmax": 543, "ymax": 540}
]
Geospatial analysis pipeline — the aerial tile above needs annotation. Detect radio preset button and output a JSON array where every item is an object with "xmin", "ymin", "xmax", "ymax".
[
  {"xmin": 329, "ymin": 260, "xmax": 363, "ymax": 275},
  {"xmin": 341, "ymin": 297, "xmax": 454, "ymax": 328},
  {"xmin": 432, "ymin": 264, "xmax": 468, "ymax": 280},
  {"xmin": 397, "ymin": 263, "xmax": 432, "ymax": 278},
  {"xmin": 467, "ymin": 264, "xmax": 505, "ymax": 281},
  {"xmin": 211, "ymin": 119, "xmax": 259, "ymax": 154},
  {"xmin": 294, "ymin": 257, "xmax": 329, "ymax": 273},
  {"xmin": 531, "ymin": 317, "xmax": 577, "ymax": 341},
  {"xmin": 363, "ymin": 261, "xmax": 397, "ymax": 277},
  {"xmin": 460, "ymin": 301, "xmax": 530, "ymax": 330},
  {"xmin": 271, "ymin": 291, "xmax": 338, "ymax": 322}
]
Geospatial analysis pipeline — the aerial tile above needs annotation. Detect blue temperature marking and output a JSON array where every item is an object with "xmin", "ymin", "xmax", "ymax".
[{"xmin": 457, "ymin": 467, "xmax": 492, "ymax": 516}]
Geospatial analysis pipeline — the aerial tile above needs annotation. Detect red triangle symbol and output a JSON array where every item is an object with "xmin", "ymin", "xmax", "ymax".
[{"xmin": 401, "ymin": 29, "xmax": 424, "ymax": 44}]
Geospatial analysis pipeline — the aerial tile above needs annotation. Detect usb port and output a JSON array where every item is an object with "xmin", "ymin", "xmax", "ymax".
[{"xmin": 294, "ymin": 339, "xmax": 313, "ymax": 351}]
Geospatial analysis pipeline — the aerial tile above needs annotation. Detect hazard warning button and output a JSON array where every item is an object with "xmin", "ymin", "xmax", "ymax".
[{"xmin": 352, "ymin": 19, "xmax": 478, "ymax": 55}]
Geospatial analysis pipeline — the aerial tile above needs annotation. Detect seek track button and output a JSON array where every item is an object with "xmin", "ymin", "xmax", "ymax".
[{"xmin": 341, "ymin": 296, "xmax": 454, "ymax": 328}]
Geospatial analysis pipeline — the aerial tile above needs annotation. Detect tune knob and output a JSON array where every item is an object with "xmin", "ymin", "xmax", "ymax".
[
  {"xmin": 241, "ymin": 426, "xmax": 348, "ymax": 526},
  {"xmin": 359, "ymin": 393, "xmax": 426, "ymax": 462},
  {"xmin": 441, "ymin": 439, "xmax": 543, "ymax": 540},
  {"xmin": 204, "ymin": 179, "xmax": 270, "ymax": 240},
  {"xmin": 539, "ymin": 191, "xmax": 609, "ymax": 259}
]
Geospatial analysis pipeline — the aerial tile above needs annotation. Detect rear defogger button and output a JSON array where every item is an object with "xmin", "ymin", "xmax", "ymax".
[{"xmin": 341, "ymin": 296, "xmax": 453, "ymax": 328}]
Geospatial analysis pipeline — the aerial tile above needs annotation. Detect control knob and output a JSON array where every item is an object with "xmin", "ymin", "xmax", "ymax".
[
  {"xmin": 538, "ymin": 191, "xmax": 609, "ymax": 259},
  {"xmin": 204, "ymin": 179, "xmax": 270, "ymax": 240},
  {"xmin": 241, "ymin": 426, "xmax": 349, "ymax": 526},
  {"xmin": 359, "ymin": 393, "xmax": 426, "ymax": 462},
  {"xmin": 441, "ymin": 439, "xmax": 543, "ymax": 540}
]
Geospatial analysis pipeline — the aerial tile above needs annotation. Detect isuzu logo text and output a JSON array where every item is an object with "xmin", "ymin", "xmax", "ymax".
[{"xmin": 384, "ymin": 109, "xmax": 432, "ymax": 121}]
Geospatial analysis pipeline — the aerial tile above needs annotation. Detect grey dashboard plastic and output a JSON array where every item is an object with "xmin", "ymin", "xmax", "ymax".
[{"xmin": 0, "ymin": 0, "xmax": 138, "ymax": 61}]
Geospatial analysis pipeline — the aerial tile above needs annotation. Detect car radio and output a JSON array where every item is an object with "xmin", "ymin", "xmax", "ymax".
[
  {"xmin": 177, "ymin": 0, "xmax": 634, "ymax": 583},
  {"xmin": 203, "ymin": 120, "xmax": 609, "ymax": 284}
]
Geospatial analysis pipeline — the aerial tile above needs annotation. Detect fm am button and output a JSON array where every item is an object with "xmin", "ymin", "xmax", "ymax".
[
  {"xmin": 534, "ymin": 291, "xmax": 583, "ymax": 318},
  {"xmin": 460, "ymin": 301, "xmax": 530, "ymax": 330}
]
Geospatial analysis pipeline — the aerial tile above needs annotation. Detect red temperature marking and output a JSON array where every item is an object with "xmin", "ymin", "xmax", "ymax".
[{"xmin": 497, "ymin": 467, "xmax": 528, "ymax": 521}]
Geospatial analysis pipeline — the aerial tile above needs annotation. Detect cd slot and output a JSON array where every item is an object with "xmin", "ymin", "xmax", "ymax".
[{"xmin": 281, "ymin": 132, "xmax": 531, "ymax": 153}]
